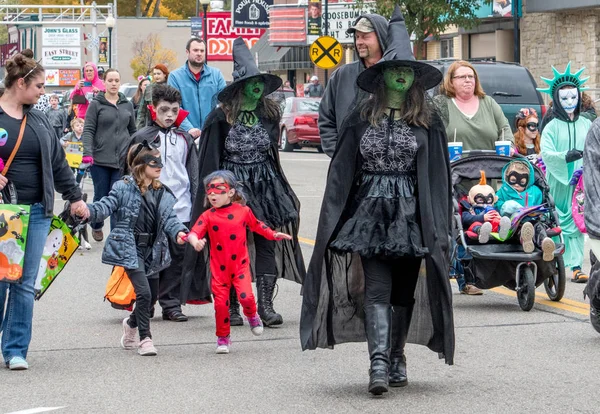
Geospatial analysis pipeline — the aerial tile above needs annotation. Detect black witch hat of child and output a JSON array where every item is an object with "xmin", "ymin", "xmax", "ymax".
[
  {"xmin": 356, "ymin": 5, "xmax": 443, "ymax": 93},
  {"xmin": 217, "ymin": 37, "xmax": 282, "ymax": 103}
]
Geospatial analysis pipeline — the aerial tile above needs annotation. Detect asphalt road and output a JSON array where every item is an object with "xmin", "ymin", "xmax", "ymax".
[{"xmin": 1, "ymin": 149, "xmax": 598, "ymax": 414}]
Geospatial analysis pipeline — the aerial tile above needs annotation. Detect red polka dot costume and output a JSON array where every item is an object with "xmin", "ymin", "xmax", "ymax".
[{"xmin": 188, "ymin": 202, "xmax": 278, "ymax": 337}]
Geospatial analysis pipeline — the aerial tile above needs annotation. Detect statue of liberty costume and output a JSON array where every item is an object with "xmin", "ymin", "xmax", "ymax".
[{"xmin": 538, "ymin": 63, "xmax": 591, "ymax": 282}]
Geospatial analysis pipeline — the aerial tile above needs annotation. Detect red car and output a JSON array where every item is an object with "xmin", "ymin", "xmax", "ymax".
[{"xmin": 279, "ymin": 97, "xmax": 323, "ymax": 152}]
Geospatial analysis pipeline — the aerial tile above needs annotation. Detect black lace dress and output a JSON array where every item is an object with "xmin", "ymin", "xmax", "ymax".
[
  {"xmin": 222, "ymin": 121, "xmax": 298, "ymax": 228},
  {"xmin": 330, "ymin": 115, "xmax": 428, "ymax": 258}
]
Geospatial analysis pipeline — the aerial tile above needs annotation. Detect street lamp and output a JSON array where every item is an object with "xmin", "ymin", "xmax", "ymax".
[
  {"xmin": 200, "ymin": 0, "xmax": 210, "ymax": 61},
  {"xmin": 105, "ymin": 12, "xmax": 116, "ymax": 69}
]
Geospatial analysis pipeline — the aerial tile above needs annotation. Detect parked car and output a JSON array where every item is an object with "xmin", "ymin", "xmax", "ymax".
[
  {"xmin": 279, "ymin": 97, "xmax": 322, "ymax": 152},
  {"xmin": 119, "ymin": 83, "xmax": 137, "ymax": 100},
  {"xmin": 426, "ymin": 59, "xmax": 546, "ymax": 133},
  {"xmin": 269, "ymin": 86, "xmax": 296, "ymax": 108}
]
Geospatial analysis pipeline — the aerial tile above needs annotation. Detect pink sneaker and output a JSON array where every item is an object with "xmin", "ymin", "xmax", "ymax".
[
  {"xmin": 248, "ymin": 313, "xmax": 264, "ymax": 336},
  {"xmin": 138, "ymin": 338, "xmax": 157, "ymax": 356},
  {"xmin": 120, "ymin": 317, "xmax": 138, "ymax": 349},
  {"xmin": 216, "ymin": 336, "xmax": 231, "ymax": 354}
]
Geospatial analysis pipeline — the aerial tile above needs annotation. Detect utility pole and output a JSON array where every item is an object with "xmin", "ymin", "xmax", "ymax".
[{"xmin": 91, "ymin": 2, "xmax": 98, "ymax": 65}]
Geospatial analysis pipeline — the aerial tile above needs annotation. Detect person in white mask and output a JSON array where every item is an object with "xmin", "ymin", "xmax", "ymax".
[{"xmin": 538, "ymin": 63, "xmax": 592, "ymax": 283}]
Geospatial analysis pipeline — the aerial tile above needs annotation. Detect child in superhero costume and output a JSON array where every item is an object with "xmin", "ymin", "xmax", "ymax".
[
  {"xmin": 192, "ymin": 37, "xmax": 305, "ymax": 328},
  {"xmin": 185, "ymin": 170, "xmax": 292, "ymax": 354},
  {"xmin": 496, "ymin": 159, "xmax": 557, "ymax": 261},
  {"xmin": 538, "ymin": 62, "xmax": 591, "ymax": 282},
  {"xmin": 460, "ymin": 170, "xmax": 511, "ymax": 243}
]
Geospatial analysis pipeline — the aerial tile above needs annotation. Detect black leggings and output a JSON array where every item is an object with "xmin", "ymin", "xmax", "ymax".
[
  {"xmin": 254, "ymin": 234, "xmax": 276, "ymax": 276},
  {"xmin": 126, "ymin": 254, "xmax": 159, "ymax": 340},
  {"xmin": 361, "ymin": 256, "xmax": 422, "ymax": 307}
]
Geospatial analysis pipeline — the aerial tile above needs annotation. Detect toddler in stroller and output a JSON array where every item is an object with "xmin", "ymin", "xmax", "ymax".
[{"xmin": 452, "ymin": 152, "xmax": 566, "ymax": 311}]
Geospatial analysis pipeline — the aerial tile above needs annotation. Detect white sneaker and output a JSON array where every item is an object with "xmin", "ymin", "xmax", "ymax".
[
  {"xmin": 120, "ymin": 317, "xmax": 138, "ymax": 350},
  {"xmin": 83, "ymin": 240, "xmax": 91, "ymax": 250},
  {"xmin": 138, "ymin": 338, "xmax": 157, "ymax": 356},
  {"xmin": 520, "ymin": 222, "xmax": 535, "ymax": 253},
  {"xmin": 216, "ymin": 336, "xmax": 231, "ymax": 354},
  {"xmin": 478, "ymin": 222, "xmax": 492, "ymax": 244}
]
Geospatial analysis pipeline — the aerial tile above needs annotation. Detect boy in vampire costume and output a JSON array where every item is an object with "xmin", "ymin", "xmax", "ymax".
[
  {"xmin": 183, "ymin": 37, "xmax": 305, "ymax": 327},
  {"xmin": 125, "ymin": 84, "xmax": 212, "ymax": 314},
  {"xmin": 538, "ymin": 63, "xmax": 591, "ymax": 283},
  {"xmin": 299, "ymin": 7, "xmax": 454, "ymax": 396}
]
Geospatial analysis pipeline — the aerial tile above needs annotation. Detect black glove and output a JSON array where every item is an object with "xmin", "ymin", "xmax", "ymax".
[{"xmin": 565, "ymin": 149, "xmax": 583, "ymax": 163}]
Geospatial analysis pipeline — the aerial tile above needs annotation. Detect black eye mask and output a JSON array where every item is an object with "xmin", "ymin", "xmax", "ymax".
[
  {"xmin": 473, "ymin": 193, "xmax": 494, "ymax": 205},
  {"xmin": 141, "ymin": 154, "xmax": 163, "ymax": 168},
  {"xmin": 507, "ymin": 171, "xmax": 529, "ymax": 189}
]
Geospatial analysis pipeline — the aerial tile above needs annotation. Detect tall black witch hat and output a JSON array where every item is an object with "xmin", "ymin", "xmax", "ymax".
[
  {"xmin": 218, "ymin": 37, "xmax": 282, "ymax": 103},
  {"xmin": 356, "ymin": 5, "xmax": 442, "ymax": 93}
]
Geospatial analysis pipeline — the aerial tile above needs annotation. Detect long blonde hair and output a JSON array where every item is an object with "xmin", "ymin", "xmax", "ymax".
[{"xmin": 126, "ymin": 143, "xmax": 163, "ymax": 195}]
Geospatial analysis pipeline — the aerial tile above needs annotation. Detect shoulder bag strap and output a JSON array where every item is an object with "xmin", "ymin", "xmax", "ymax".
[{"xmin": 2, "ymin": 114, "xmax": 27, "ymax": 176}]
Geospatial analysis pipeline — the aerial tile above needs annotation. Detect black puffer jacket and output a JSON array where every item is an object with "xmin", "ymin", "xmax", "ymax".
[
  {"xmin": 82, "ymin": 92, "xmax": 136, "ymax": 169},
  {"xmin": 318, "ymin": 14, "xmax": 388, "ymax": 157}
]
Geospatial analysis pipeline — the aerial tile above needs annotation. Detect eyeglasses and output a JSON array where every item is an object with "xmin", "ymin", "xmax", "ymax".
[
  {"xmin": 452, "ymin": 74, "xmax": 475, "ymax": 81},
  {"xmin": 526, "ymin": 122, "xmax": 538, "ymax": 131}
]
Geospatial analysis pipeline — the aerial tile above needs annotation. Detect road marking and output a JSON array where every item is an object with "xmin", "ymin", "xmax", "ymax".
[
  {"xmin": 7, "ymin": 408, "xmax": 66, "ymax": 414},
  {"xmin": 296, "ymin": 236, "xmax": 590, "ymax": 316}
]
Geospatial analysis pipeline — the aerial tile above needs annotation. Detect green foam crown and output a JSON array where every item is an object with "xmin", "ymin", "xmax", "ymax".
[{"xmin": 537, "ymin": 62, "xmax": 589, "ymax": 96}]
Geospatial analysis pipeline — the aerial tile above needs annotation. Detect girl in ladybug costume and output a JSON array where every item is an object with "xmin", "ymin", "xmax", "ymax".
[{"xmin": 186, "ymin": 170, "xmax": 292, "ymax": 354}]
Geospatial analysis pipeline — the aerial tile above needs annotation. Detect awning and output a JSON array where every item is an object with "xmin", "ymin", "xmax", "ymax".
[{"xmin": 251, "ymin": 31, "xmax": 312, "ymax": 72}]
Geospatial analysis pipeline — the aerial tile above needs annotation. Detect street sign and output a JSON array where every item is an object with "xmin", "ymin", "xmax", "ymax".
[{"xmin": 309, "ymin": 35, "xmax": 343, "ymax": 70}]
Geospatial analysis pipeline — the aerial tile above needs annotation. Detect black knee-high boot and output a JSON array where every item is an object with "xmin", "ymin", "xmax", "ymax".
[
  {"xmin": 256, "ymin": 274, "xmax": 283, "ymax": 326},
  {"xmin": 365, "ymin": 303, "xmax": 391, "ymax": 395},
  {"xmin": 229, "ymin": 286, "xmax": 243, "ymax": 326},
  {"xmin": 389, "ymin": 304, "xmax": 413, "ymax": 387}
]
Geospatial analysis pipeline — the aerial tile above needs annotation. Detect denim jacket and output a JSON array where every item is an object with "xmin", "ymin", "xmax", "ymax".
[{"xmin": 88, "ymin": 176, "xmax": 187, "ymax": 273}]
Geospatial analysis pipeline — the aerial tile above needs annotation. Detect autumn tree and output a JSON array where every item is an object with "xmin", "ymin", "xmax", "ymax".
[
  {"xmin": 130, "ymin": 33, "xmax": 177, "ymax": 78},
  {"xmin": 358, "ymin": 0, "xmax": 493, "ymax": 59}
]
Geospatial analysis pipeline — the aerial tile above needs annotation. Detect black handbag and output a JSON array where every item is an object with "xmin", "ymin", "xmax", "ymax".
[{"xmin": 72, "ymin": 94, "xmax": 87, "ymax": 105}]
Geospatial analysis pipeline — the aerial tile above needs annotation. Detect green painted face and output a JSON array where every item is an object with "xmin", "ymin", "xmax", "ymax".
[
  {"xmin": 383, "ymin": 66, "xmax": 415, "ymax": 93},
  {"xmin": 243, "ymin": 78, "xmax": 265, "ymax": 102}
]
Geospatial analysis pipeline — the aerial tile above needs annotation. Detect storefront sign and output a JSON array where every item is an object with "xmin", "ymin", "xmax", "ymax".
[
  {"xmin": 45, "ymin": 69, "xmax": 60, "ymax": 86},
  {"xmin": 59, "ymin": 69, "xmax": 81, "ymax": 86},
  {"xmin": 269, "ymin": 6, "xmax": 307, "ymax": 46},
  {"xmin": 0, "ymin": 43, "xmax": 18, "ymax": 67},
  {"xmin": 42, "ymin": 27, "xmax": 80, "ymax": 47},
  {"xmin": 42, "ymin": 47, "xmax": 81, "ymax": 68},
  {"xmin": 232, "ymin": 0, "xmax": 272, "ymax": 29},
  {"xmin": 196, "ymin": 12, "xmax": 265, "ymax": 61}
]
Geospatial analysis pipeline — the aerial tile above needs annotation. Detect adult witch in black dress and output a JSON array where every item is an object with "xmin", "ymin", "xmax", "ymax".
[
  {"xmin": 299, "ymin": 6, "xmax": 454, "ymax": 396},
  {"xmin": 183, "ymin": 37, "xmax": 305, "ymax": 327}
]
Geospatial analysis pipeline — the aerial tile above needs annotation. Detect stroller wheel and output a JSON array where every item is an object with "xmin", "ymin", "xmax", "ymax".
[
  {"xmin": 543, "ymin": 255, "xmax": 566, "ymax": 302},
  {"xmin": 517, "ymin": 266, "xmax": 535, "ymax": 311}
]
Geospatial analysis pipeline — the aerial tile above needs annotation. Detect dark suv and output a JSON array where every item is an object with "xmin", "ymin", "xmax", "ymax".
[{"xmin": 426, "ymin": 59, "xmax": 546, "ymax": 132}]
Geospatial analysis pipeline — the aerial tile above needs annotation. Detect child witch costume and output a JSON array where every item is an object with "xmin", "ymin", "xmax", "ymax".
[
  {"xmin": 183, "ymin": 38, "xmax": 305, "ymax": 326},
  {"xmin": 299, "ymin": 7, "xmax": 454, "ymax": 396}
]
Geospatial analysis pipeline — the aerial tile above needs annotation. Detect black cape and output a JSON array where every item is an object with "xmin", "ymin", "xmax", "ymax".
[
  {"xmin": 299, "ymin": 109, "xmax": 455, "ymax": 365},
  {"xmin": 125, "ymin": 123, "xmax": 212, "ymax": 304},
  {"xmin": 180, "ymin": 107, "xmax": 305, "ymax": 303}
]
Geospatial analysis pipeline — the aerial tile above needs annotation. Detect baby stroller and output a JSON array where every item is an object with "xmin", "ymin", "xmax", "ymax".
[{"xmin": 451, "ymin": 151, "xmax": 566, "ymax": 311}]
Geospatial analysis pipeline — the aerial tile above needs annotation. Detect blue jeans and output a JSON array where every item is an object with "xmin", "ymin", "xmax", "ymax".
[
  {"xmin": 89, "ymin": 165, "xmax": 121, "ymax": 230},
  {"xmin": 452, "ymin": 244, "xmax": 471, "ymax": 292},
  {"xmin": 0, "ymin": 204, "xmax": 51, "ymax": 363}
]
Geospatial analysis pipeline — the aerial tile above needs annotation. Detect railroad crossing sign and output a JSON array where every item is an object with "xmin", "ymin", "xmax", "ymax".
[{"xmin": 310, "ymin": 36, "xmax": 343, "ymax": 70}]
